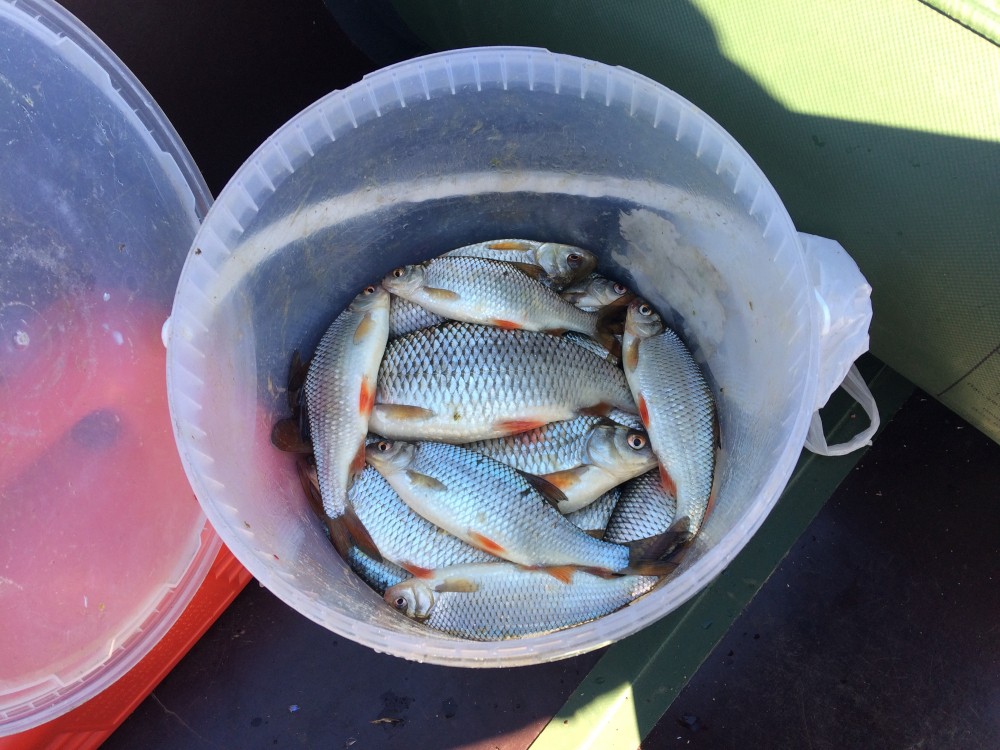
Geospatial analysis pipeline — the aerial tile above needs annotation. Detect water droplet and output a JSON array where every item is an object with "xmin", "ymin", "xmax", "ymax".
[{"xmin": 13, "ymin": 330, "xmax": 29, "ymax": 348}]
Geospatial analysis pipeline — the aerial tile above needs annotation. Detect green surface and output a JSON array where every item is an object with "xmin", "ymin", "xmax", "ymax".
[
  {"xmin": 920, "ymin": 0, "xmax": 1000, "ymax": 46},
  {"xmin": 392, "ymin": 0, "xmax": 1000, "ymax": 446},
  {"xmin": 529, "ymin": 355, "xmax": 915, "ymax": 749}
]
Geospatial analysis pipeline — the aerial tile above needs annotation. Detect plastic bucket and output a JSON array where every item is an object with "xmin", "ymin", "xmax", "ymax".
[{"xmin": 167, "ymin": 47, "xmax": 819, "ymax": 666}]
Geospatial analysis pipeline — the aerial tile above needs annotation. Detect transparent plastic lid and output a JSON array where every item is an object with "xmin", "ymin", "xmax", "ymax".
[{"xmin": 0, "ymin": 0, "xmax": 219, "ymax": 734}]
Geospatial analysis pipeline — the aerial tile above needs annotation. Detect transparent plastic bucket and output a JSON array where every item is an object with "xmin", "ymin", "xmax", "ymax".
[{"xmin": 167, "ymin": 47, "xmax": 820, "ymax": 667}]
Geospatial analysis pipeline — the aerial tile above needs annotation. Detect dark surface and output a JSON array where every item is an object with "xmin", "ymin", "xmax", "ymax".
[{"xmin": 644, "ymin": 392, "xmax": 1000, "ymax": 750}]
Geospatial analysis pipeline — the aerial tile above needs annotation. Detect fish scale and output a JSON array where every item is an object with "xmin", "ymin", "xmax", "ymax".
[
  {"xmin": 370, "ymin": 441, "xmax": 633, "ymax": 571},
  {"xmin": 440, "ymin": 239, "xmax": 596, "ymax": 289},
  {"xmin": 350, "ymin": 465, "xmax": 498, "ymax": 570},
  {"xmin": 566, "ymin": 488, "xmax": 620, "ymax": 533},
  {"xmin": 372, "ymin": 322, "xmax": 635, "ymax": 442},
  {"xmin": 388, "ymin": 296, "xmax": 445, "ymax": 339},
  {"xmin": 387, "ymin": 564, "xmax": 656, "ymax": 640},
  {"xmin": 346, "ymin": 547, "xmax": 410, "ymax": 595},
  {"xmin": 604, "ymin": 470, "xmax": 677, "ymax": 544},
  {"xmin": 459, "ymin": 416, "xmax": 602, "ymax": 475}
]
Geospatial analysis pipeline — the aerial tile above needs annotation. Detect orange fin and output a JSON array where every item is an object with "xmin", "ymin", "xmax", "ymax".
[
  {"xmin": 271, "ymin": 418, "xmax": 312, "ymax": 453},
  {"xmin": 359, "ymin": 376, "xmax": 375, "ymax": 416},
  {"xmin": 507, "ymin": 261, "xmax": 543, "ymax": 280},
  {"xmin": 468, "ymin": 531, "xmax": 506, "ymax": 555},
  {"xmin": 637, "ymin": 394, "xmax": 650, "ymax": 429},
  {"xmin": 353, "ymin": 311, "xmax": 374, "ymax": 344},
  {"xmin": 658, "ymin": 462, "xmax": 677, "ymax": 497},
  {"xmin": 491, "ymin": 319, "xmax": 522, "ymax": 330},
  {"xmin": 542, "ymin": 565, "xmax": 576, "ymax": 584},
  {"xmin": 538, "ymin": 467, "xmax": 587, "ymax": 492},
  {"xmin": 372, "ymin": 404, "xmax": 435, "ymax": 421},
  {"xmin": 487, "ymin": 240, "xmax": 533, "ymax": 251},
  {"xmin": 623, "ymin": 338, "xmax": 640, "ymax": 372},
  {"xmin": 519, "ymin": 471, "xmax": 568, "ymax": 506},
  {"xmin": 577, "ymin": 403, "xmax": 613, "ymax": 418},
  {"xmin": 351, "ymin": 441, "xmax": 367, "ymax": 475},
  {"xmin": 400, "ymin": 562, "xmax": 434, "ymax": 579},
  {"xmin": 594, "ymin": 330, "xmax": 622, "ymax": 359},
  {"xmin": 494, "ymin": 418, "xmax": 548, "ymax": 434},
  {"xmin": 423, "ymin": 286, "xmax": 462, "ymax": 301},
  {"xmin": 343, "ymin": 504, "xmax": 382, "ymax": 563}
]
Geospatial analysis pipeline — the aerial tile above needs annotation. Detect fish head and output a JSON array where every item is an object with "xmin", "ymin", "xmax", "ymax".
[
  {"xmin": 625, "ymin": 297, "xmax": 665, "ymax": 340},
  {"xmin": 385, "ymin": 578, "xmax": 437, "ymax": 620},
  {"xmin": 381, "ymin": 264, "xmax": 426, "ymax": 297},
  {"xmin": 585, "ymin": 423, "xmax": 657, "ymax": 476},
  {"xmin": 364, "ymin": 438, "xmax": 417, "ymax": 476},
  {"xmin": 562, "ymin": 275, "xmax": 633, "ymax": 310},
  {"xmin": 535, "ymin": 243, "xmax": 597, "ymax": 287},
  {"xmin": 348, "ymin": 283, "xmax": 390, "ymax": 313}
]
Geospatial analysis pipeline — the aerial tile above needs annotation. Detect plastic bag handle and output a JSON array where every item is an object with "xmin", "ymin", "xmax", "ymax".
[{"xmin": 803, "ymin": 364, "xmax": 880, "ymax": 457}]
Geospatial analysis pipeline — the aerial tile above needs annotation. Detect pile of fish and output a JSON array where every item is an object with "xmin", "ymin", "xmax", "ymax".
[{"xmin": 271, "ymin": 239, "xmax": 718, "ymax": 641}]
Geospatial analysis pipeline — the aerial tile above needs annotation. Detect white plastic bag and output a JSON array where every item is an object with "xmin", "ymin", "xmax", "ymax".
[{"xmin": 798, "ymin": 233, "xmax": 880, "ymax": 456}]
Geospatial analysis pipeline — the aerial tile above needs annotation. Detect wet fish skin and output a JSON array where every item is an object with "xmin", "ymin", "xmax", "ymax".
[
  {"xmin": 442, "ymin": 239, "xmax": 597, "ymax": 289},
  {"xmin": 350, "ymin": 464, "xmax": 499, "ymax": 571},
  {"xmin": 563, "ymin": 331, "xmax": 620, "ymax": 365},
  {"xmin": 566, "ymin": 488, "xmax": 620, "ymax": 537},
  {"xmin": 384, "ymin": 563, "xmax": 656, "ymax": 639},
  {"xmin": 607, "ymin": 408, "xmax": 643, "ymax": 431},
  {"xmin": 347, "ymin": 547, "xmax": 410, "ymax": 595},
  {"xmin": 364, "ymin": 439, "xmax": 633, "ymax": 572},
  {"xmin": 604, "ymin": 470, "xmax": 677, "ymax": 544},
  {"xmin": 388, "ymin": 296, "xmax": 445, "ymax": 339},
  {"xmin": 372, "ymin": 322, "xmax": 636, "ymax": 442},
  {"xmin": 304, "ymin": 285, "xmax": 390, "ymax": 519},
  {"xmin": 382, "ymin": 256, "xmax": 598, "ymax": 336},
  {"xmin": 623, "ymin": 297, "xmax": 716, "ymax": 535},
  {"xmin": 459, "ymin": 416, "xmax": 603, "ymax": 476},
  {"xmin": 561, "ymin": 273, "xmax": 633, "ymax": 312}
]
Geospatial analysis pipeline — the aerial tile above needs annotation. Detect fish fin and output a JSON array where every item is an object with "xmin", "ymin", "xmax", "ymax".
[
  {"xmin": 434, "ymin": 578, "xmax": 479, "ymax": 593},
  {"xmin": 343, "ymin": 504, "xmax": 383, "ymax": 563},
  {"xmin": 619, "ymin": 559, "xmax": 681, "ymax": 577},
  {"xmin": 627, "ymin": 516, "xmax": 692, "ymax": 570},
  {"xmin": 372, "ymin": 404, "xmax": 435, "ymax": 421},
  {"xmin": 467, "ymin": 531, "xmax": 507, "ymax": 555},
  {"xmin": 577, "ymin": 403, "xmax": 613, "ymax": 418},
  {"xmin": 608, "ymin": 291, "xmax": 637, "ymax": 309},
  {"xmin": 423, "ymin": 286, "xmax": 462, "ymax": 302},
  {"xmin": 271, "ymin": 418, "xmax": 313, "ymax": 453},
  {"xmin": 594, "ymin": 330, "xmax": 623, "ymax": 360},
  {"xmin": 353, "ymin": 311, "xmax": 374, "ymax": 344},
  {"xmin": 585, "ymin": 529, "xmax": 606, "ymax": 540},
  {"xmin": 541, "ymin": 565, "xmax": 576, "ymax": 584},
  {"xmin": 623, "ymin": 338, "xmax": 640, "ymax": 373},
  {"xmin": 399, "ymin": 562, "xmax": 434, "ymax": 579},
  {"xmin": 405, "ymin": 470, "xmax": 448, "ymax": 492},
  {"xmin": 325, "ymin": 516, "xmax": 352, "ymax": 561},
  {"xmin": 287, "ymin": 350, "xmax": 310, "ymax": 414},
  {"xmin": 297, "ymin": 459, "xmax": 324, "ymax": 518},
  {"xmin": 507, "ymin": 261, "xmax": 543, "ymax": 280},
  {"xmin": 494, "ymin": 418, "xmax": 548, "ymax": 434},
  {"xmin": 490, "ymin": 318, "xmax": 522, "ymax": 330},
  {"xmin": 637, "ymin": 394, "xmax": 650, "ymax": 429},
  {"xmin": 487, "ymin": 240, "xmax": 534, "ymax": 251},
  {"xmin": 560, "ymin": 291, "xmax": 587, "ymax": 305},
  {"xmin": 596, "ymin": 303, "xmax": 628, "ymax": 335},
  {"xmin": 351, "ymin": 441, "xmax": 367, "ymax": 476},
  {"xmin": 544, "ymin": 327, "xmax": 567, "ymax": 336},
  {"xmin": 359, "ymin": 376, "xmax": 375, "ymax": 416},
  {"xmin": 537, "ymin": 467, "xmax": 588, "ymax": 493},
  {"xmin": 658, "ymin": 462, "xmax": 677, "ymax": 497},
  {"xmin": 519, "ymin": 471, "xmax": 568, "ymax": 506}
]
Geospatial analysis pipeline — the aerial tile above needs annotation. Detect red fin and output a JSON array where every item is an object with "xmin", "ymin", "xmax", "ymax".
[
  {"xmin": 577, "ymin": 403, "xmax": 613, "ymax": 418},
  {"xmin": 487, "ymin": 240, "xmax": 532, "ymax": 250},
  {"xmin": 637, "ymin": 395, "xmax": 650, "ymax": 429},
  {"xmin": 491, "ymin": 319, "xmax": 522, "ymax": 330},
  {"xmin": 658, "ymin": 462, "xmax": 677, "ymax": 497},
  {"xmin": 495, "ymin": 419, "xmax": 548, "ymax": 434},
  {"xmin": 343, "ymin": 505, "xmax": 382, "ymax": 563},
  {"xmin": 538, "ymin": 467, "xmax": 586, "ymax": 491},
  {"xmin": 351, "ymin": 441, "xmax": 367, "ymax": 476},
  {"xmin": 519, "ymin": 471, "xmax": 568, "ymax": 506},
  {"xmin": 271, "ymin": 418, "xmax": 312, "ymax": 453},
  {"xmin": 359, "ymin": 376, "xmax": 375, "ymax": 416},
  {"xmin": 542, "ymin": 566, "xmax": 575, "ymax": 583},
  {"xmin": 468, "ymin": 531, "xmax": 506, "ymax": 555},
  {"xmin": 399, "ymin": 562, "xmax": 434, "ymax": 579}
]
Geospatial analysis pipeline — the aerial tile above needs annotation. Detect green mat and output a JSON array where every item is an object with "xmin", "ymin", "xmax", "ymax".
[{"xmin": 392, "ymin": 0, "xmax": 1000, "ymax": 446}]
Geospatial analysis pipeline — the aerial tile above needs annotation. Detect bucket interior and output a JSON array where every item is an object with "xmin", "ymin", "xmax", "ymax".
[{"xmin": 168, "ymin": 49, "xmax": 818, "ymax": 666}]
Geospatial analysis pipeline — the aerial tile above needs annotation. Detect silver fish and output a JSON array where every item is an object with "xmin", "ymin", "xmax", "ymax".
[
  {"xmin": 563, "ymin": 330, "xmax": 620, "ymax": 365},
  {"xmin": 350, "ymin": 464, "xmax": 499, "ymax": 572},
  {"xmin": 441, "ymin": 239, "xmax": 597, "ymax": 289},
  {"xmin": 462, "ymin": 419, "xmax": 656, "ymax": 513},
  {"xmin": 388, "ymin": 296, "xmax": 446, "ymax": 339},
  {"xmin": 304, "ymin": 285, "xmax": 390, "ymax": 555},
  {"xmin": 371, "ymin": 322, "xmax": 636, "ymax": 442},
  {"xmin": 364, "ymin": 439, "xmax": 673, "ymax": 575},
  {"xmin": 384, "ymin": 563, "xmax": 656, "ymax": 640},
  {"xmin": 566, "ymin": 488, "xmax": 620, "ymax": 539},
  {"xmin": 607, "ymin": 407, "xmax": 643, "ymax": 431},
  {"xmin": 561, "ymin": 273, "xmax": 633, "ymax": 312},
  {"xmin": 604, "ymin": 470, "xmax": 677, "ymax": 544},
  {"xmin": 382, "ymin": 257, "xmax": 608, "ymax": 340},
  {"xmin": 346, "ymin": 547, "xmax": 410, "ymax": 595},
  {"xmin": 623, "ymin": 298, "xmax": 717, "ymax": 536}
]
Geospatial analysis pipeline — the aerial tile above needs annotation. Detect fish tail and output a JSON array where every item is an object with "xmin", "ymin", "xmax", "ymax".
[
  {"xmin": 595, "ymin": 302, "xmax": 627, "ymax": 336},
  {"xmin": 622, "ymin": 517, "xmax": 692, "ymax": 576},
  {"xmin": 342, "ymin": 504, "xmax": 383, "ymax": 563}
]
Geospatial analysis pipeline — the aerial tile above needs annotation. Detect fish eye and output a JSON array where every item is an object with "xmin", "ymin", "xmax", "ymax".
[
  {"xmin": 377, "ymin": 440, "xmax": 392, "ymax": 452},
  {"xmin": 392, "ymin": 267, "xmax": 405, "ymax": 278},
  {"xmin": 363, "ymin": 285, "xmax": 377, "ymax": 295},
  {"xmin": 567, "ymin": 253, "xmax": 582, "ymax": 267},
  {"xmin": 627, "ymin": 433, "xmax": 647, "ymax": 449},
  {"xmin": 393, "ymin": 596, "xmax": 407, "ymax": 610},
  {"xmin": 638, "ymin": 304, "xmax": 652, "ymax": 316},
  {"xmin": 613, "ymin": 283, "xmax": 627, "ymax": 295}
]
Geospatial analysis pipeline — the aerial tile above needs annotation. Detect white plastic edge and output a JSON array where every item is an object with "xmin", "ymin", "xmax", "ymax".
[{"xmin": 167, "ymin": 45, "xmax": 820, "ymax": 667}]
